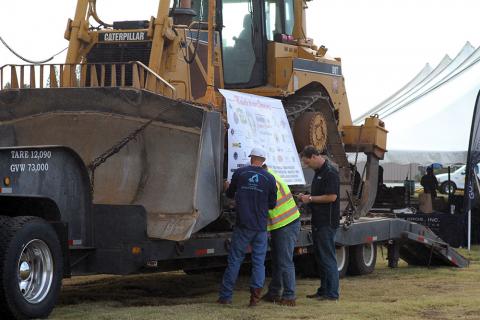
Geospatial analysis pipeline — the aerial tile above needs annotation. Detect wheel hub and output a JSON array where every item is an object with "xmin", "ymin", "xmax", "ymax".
[
  {"xmin": 19, "ymin": 261, "xmax": 31, "ymax": 281},
  {"xmin": 17, "ymin": 239, "xmax": 54, "ymax": 304},
  {"xmin": 336, "ymin": 246, "xmax": 346, "ymax": 271},
  {"xmin": 362, "ymin": 243, "xmax": 374, "ymax": 266}
]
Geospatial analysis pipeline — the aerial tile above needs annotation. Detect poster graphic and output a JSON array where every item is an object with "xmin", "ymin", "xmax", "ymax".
[{"xmin": 220, "ymin": 89, "xmax": 305, "ymax": 185}]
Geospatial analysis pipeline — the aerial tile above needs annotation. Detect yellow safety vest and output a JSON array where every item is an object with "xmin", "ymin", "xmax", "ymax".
[{"xmin": 267, "ymin": 169, "xmax": 300, "ymax": 231}]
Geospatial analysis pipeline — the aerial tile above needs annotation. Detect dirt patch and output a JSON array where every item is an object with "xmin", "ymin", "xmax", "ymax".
[
  {"xmin": 59, "ymin": 272, "xmax": 222, "ymax": 307},
  {"xmin": 419, "ymin": 308, "xmax": 448, "ymax": 320}
]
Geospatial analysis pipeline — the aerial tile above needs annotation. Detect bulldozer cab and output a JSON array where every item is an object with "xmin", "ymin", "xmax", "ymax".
[{"xmin": 191, "ymin": 0, "xmax": 294, "ymax": 89}]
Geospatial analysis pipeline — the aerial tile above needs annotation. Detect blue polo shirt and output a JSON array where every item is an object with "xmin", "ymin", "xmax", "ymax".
[{"xmin": 226, "ymin": 166, "xmax": 277, "ymax": 231}]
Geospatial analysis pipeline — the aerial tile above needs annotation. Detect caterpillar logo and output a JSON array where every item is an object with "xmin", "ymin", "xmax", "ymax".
[{"xmin": 99, "ymin": 31, "xmax": 148, "ymax": 42}]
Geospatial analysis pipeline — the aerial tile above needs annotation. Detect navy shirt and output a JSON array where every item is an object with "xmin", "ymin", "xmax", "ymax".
[
  {"xmin": 309, "ymin": 160, "xmax": 340, "ymax": 229},
  {"xmin": 226, "ymin": 166, "xmax": 277, "ymax": 231}
]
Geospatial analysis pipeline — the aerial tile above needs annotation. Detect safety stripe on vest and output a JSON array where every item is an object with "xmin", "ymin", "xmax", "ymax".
[
  {"xmin": 276, "ymin": 192, "xmax": 293, "ymax": 207},
  {"xmin": 268, "ymin": 206, "xmax": 300, "ymax": 226},
  {"xmin": 277, "ymin": 181, "xmax": 287, "ymax": 196}
]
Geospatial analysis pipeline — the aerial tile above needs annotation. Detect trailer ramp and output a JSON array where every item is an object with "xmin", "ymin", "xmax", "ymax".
[
  {"xmin": 336, "ymin": 217, "xmax": 469, "ymax": 268},
  {"xmin": 400, "ymin": 229, "xmax": 468, "ymax": 268}
]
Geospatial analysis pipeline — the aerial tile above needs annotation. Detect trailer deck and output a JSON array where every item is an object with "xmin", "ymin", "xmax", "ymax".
[{"xmin": 69, "ymin": 205, "xmax": 468, "ymax": 277}]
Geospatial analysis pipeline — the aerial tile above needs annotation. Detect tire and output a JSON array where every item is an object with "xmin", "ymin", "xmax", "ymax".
[
  {"xmin": 0, "ymin": 216, "xmax": 63, "ymax": 319},
  {"xmin": 347, "ymin": 243, "xmax": 377, "ymax": 276},
  {"xmin": 440, "ymin": 181, "xmax": 457, "ymax": 194},
  {"xmin": 336, "ymin": 246, "xmax": 349, "ymax": 278}
]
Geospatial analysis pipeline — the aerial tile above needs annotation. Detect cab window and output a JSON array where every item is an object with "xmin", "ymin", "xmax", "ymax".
[
  {"xmin": 264, "ymin": 0, "xmax": 294, "ymax": 40},
  {"xmin": 221, "ymin": 0, "xmax": 256, "ymax": 84}
]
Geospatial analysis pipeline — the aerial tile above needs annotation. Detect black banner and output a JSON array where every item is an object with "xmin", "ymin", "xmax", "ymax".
[
  {"xmin": 396, "ymin": 213, "xmax": 466, "ymax": 247},
  {"xmin": 464, "ymin": 90, "xmax": 480, "ymax": 213}
]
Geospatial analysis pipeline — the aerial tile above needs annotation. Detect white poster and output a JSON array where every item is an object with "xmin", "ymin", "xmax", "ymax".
[{"xmin": 220, "ymin": 89, "xmax": 306, "ymax": 185}]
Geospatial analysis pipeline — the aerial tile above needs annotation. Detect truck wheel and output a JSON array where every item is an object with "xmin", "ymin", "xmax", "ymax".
[
  {"xmin": 0, "ymin": 216, "xmax": 63, "ymax": 319},
  {"xmin": 336, "ymin": 246, "xmax": 349, "ymax": 278},
  {"xmin": 347, "ymin": 243, "xmax": 377, "ymax": 275},
  {"xmin": 440, "ymin": 181, "xmax": 456, "ymax": 194}
]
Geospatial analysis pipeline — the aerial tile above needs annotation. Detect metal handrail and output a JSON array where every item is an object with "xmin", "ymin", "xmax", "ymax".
[
  {"xmin": 132, "ymin": 61, "xmax": 177, "ymax": 98},
  {"xmin": 0, "ymin": 61, "xmax": 177, "ymax": 99}
]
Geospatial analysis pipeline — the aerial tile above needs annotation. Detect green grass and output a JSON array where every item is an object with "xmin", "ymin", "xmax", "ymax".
[{"xmin": 51, "ymin": 247, "xmax": 480, "ymax": 320}]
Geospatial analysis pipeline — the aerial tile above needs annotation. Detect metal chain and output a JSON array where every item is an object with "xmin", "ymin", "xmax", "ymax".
[
  {"xmin": 343, "ymin": 191, "xmax": 356, "ymax": 230},
  {"xmin": 88, "ymin": 107, "xmax": 171, "ymax": 192}
]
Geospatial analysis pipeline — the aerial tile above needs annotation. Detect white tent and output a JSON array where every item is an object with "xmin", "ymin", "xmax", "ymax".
[
  {"xmin": 347, "ymin": 42, "xmax": 480, "ymax": 184},
  {"xmin": 349, "ymin": 150, "xmax": 466, "ymax": 166},
  {"xmin": 353, "ymin": 42, "xmax": 480, "ymax": 153}
]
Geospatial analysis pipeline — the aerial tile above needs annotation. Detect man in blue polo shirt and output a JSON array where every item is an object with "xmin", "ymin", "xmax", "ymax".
[{"xmin": 218, "ymin": 147, "xmax": 277, "ymax": 306}]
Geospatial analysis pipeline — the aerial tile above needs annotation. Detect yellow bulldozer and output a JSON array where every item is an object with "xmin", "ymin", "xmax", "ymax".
[{"xmin": 0, "ymin": 0, "xmax": 387, "ymax": 240}]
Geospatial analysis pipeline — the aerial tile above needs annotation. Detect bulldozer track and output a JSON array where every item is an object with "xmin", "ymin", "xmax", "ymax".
[
  {"xmin": 283, "ymin": 84, "xmax": 348, "ymax": 168},
  {"xmin": 283, "ymin": 84, "xmax": 353, "ymax": 215}
]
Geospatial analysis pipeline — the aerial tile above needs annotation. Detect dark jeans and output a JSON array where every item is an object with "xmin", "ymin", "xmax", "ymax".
[
  {"xmin": 219, "ymin": 227, "xmax": 268, "ymax": 302},
  {"xmin": 267, "ymin": 219, "xmax": 301, "ymax": 299},
  {"xmin": 312, "ymin": 225, "xmax": 339, "ymax": 299}
]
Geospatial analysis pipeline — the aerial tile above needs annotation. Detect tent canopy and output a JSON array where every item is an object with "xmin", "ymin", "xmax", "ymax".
[
  {"xmin": 353, "ymin": 42, "xmax": 480, "ymax": 154},
  {"xmin": 348, "ymin": 150, "xmax": 466, "ymax": 166}
]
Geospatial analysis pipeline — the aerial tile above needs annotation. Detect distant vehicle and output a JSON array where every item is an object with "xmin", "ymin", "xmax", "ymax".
[{"xmin": 436, "ymin": 164, "xmax": 480, "ymax": 194}]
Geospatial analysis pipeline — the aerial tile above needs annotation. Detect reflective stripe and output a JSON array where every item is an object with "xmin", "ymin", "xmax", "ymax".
[
  {"xmin": 276, "ymin": 192, "xmax": 293, "ymax": 206},
  {"xmin": 274, "ymin": 175, "xmax": 292, "ymax": 207},
  {"xmin": 268, "ymin": 206, "xmax": 300, "ymax": 226},
  {"xmin": 277, "ymin": 181, "xmax": 287, "ymax": 197},
  {"xmin": 267, "ymin": 169, "xmax": 301, "ymax": 231}
]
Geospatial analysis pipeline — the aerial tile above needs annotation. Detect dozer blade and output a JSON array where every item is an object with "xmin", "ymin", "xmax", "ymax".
[{"xmin": 0, "ymin": 87, "xmax": 224, "ymax": 241}]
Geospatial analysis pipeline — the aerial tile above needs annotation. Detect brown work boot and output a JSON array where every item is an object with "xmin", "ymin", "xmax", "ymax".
[
  {"xmin": 248, "ymin": 287, "xmax": 262, "ymax": 307},
  {"xmin": 306, "ymin": 293, "xmax": 322, "ymax": 299},
  {"xmin": 261, "ymin": 293, "xmax": 281, "ymax": 303},
  {"xmin": 279, "ymin": 298, "xmax": 296, "ymax": 307}
]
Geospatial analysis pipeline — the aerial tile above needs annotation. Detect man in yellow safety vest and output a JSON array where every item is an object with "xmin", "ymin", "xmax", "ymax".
[{"xmin": 261, "ymin": 164, "xmax": 301, "ymax": 306}]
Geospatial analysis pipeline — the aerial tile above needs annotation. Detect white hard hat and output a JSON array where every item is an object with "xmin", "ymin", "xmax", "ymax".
[{"xmin": 249, "ymin": 147, "xmax": 267, "ymax": 159}]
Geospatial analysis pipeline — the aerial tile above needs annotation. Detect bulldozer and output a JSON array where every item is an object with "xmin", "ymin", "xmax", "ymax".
[{"xmin": 0, "ymin": 0, "xmax": 387, "ymax": 241}]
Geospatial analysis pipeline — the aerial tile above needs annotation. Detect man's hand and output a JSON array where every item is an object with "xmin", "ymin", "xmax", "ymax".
[
  {"xmin": 298, "ymin": 193, "xmax": 312, "ymax": 203},
  {"xmin": 223, "ymin": 180, "xmax": 230, "ymax": 192}
]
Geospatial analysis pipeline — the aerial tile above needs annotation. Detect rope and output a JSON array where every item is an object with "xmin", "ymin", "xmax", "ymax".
[{"xmin": 0, "ymin": 36, "xmax": 67, "ymax": 64}]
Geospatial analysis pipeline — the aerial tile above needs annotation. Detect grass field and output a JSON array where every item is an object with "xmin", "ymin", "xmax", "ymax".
[{"xmin": 51, "ymin": 247, "xmax": 480, "ymax": 320}]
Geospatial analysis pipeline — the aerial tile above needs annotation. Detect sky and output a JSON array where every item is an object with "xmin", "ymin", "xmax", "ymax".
[
  {"xmin": 308, "ymin": 0, "xmax": 480, "ymax": 118},
  {"xmin": 1, "ymin": 0, "xmax": 480, "ymax": 150}
]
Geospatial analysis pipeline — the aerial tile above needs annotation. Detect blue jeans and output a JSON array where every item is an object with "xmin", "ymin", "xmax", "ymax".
[
  {"xmin": 312, "ymin": 225, "xmax": 339, "ymax": 299},
  {"xmin": 267, "ymin": 219, "xmax": 300, "ymax": 299},
  {"xmin": 219, "ymin": 227, "xmax": 268, "ymax": 301}
]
